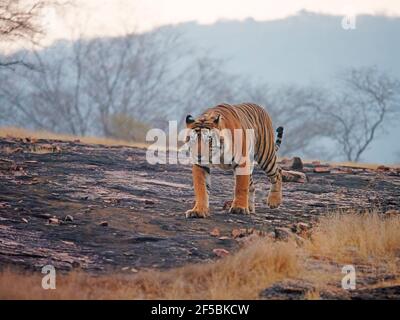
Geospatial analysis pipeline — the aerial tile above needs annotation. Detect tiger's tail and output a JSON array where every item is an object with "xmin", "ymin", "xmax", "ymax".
[{"xmin": 275, "ymin": 126, "xmax": 284, "ymax": 152}]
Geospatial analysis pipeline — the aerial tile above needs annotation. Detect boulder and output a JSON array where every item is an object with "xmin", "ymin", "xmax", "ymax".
[{"xmin": 281, "ymin": 157, "xmax": 304, "ymax": 171}]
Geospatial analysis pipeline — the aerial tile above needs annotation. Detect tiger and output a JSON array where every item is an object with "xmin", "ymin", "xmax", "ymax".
[{"xmin": 184, "ymin": 103, "xmax": 284, "ymax": 218}]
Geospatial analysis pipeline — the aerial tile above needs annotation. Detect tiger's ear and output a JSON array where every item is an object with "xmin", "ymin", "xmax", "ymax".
[
  {"xmin": 186, "ymin": 115, "xmax": 195, "ymax": 125},
  {"xmin": 213, "ymin": 114, "xmax": 221, "ymax": 125}
]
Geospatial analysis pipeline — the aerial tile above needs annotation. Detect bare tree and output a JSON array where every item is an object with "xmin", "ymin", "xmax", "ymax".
[
  {"xmin": 241, "ymin": 83, "xmax": 330, "ymax": 157},
  {"xmin": 0, "ymin": 28, "xmax": 186, "ymax": 137},
  {"xmin": 320, "ymin": 67, "xmax": 400, "ymax": 162},
  {"xmin": 83, "ymin": 29, "xmax": 182, "ymax": 136},
  {"xmin": 0, "ymin": 0, "xmax": 47, "ymax": 68},
  {"xmin": 173, "ymin": 56, "xmax": 240, "ymax": 125},
  {"xmin": 0, "ymin": 38, "xmax": 95, "ymax": 135}
]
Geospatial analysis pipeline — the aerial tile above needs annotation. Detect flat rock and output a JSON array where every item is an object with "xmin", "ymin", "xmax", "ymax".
[{"xmin": 0, "ymin": 136, "xmax": 399, "ymax": 280}]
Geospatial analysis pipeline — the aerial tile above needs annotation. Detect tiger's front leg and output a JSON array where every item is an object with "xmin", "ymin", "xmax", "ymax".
[
  {"xmin": 229, "ymin": 172, "xmax": 250, "ymax": 215},
  {"xmin": 186, "ymin": 165, "xmax": 210, "ymax": 218}
]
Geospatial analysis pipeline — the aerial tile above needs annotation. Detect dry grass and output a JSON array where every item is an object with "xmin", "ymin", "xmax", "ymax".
[
  {"xmin": 308, "ymin": 211, "xmax": 400, "ymax": 265},
  {"xmin": 0, "ymin": 239, "xmax": 299, "ymax": 300},
  {"xmin": 328, "ymin": 161, "xmax": 400, "ymax": 170},
  {"xmin": 0, "ymin": 127, "xmax": 148, "ymax": 149},
  {"xmin": 1, "ymin": 209, "xmax": 399, "ymax": 300}
]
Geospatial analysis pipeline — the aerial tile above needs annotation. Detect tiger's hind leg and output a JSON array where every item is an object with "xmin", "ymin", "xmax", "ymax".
[
  {"xmin": 267, "ymin": 169, "xmax": 282, "ymax": 209},
  {"xmin": 248, "ymin": 174, "xmax": 256, "ymax": 213},
  {"xmin": 260, "ymin": 152, "xmax": 283, "ymax": 209}
]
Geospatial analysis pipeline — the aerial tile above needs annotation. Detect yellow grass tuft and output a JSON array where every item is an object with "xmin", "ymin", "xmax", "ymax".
[
  {"xmin": 0, "ymin": 209, "xmax": 399, "ymax": 299},
  {"xmin": 0, "ymin": 127, "xmax": 148, "ymax": 149},
  {"xmin": 0, "ymin": 239, "xmax": 299, "ymax": 300},
  {"xmin": 308, "ymin": 211, "xmax": 400, "ymax": 265}
]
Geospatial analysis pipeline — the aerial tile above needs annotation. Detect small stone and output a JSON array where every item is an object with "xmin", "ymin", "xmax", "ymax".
[
  {"xmin": 314, "ymin": 167, "xmax": 331, "ymax": 173},
  {"xmin": 281, "ymin": 170, "xmax": 307, "ymax": 183},
  {"xmin": 275, "ymin": 227, "xmax": 305, "ymax": 245},
  {"xmin": 121, "ymin": 267, "xmax": 129, "ymax": 271},
  {"xmin": 222, "ymin": 200, "xmax": 233, "ymax": 210},
  {"xmin": 297, "ymin": 222, "xmax": 309, "ymax": 231},
  {"xmin": 210, "ymin": 227, "xmax": 220, "ymax": 237},
  {"xmin": 48, "ymin": 217, "xmax": 59, "ymax": 225},
  {"xmin": 218, "ymin": 236, "xmax": 231, "ymax": 240},
  {"xmin": 267, "ymin": 231, "xmax": 276, "ymax": 239},
  {"xmin": 213, "ymin": 248, "xmax": 230, "ymax": 257},
  {"xmin": 289, "ymin": 157, "xmax": 303, "ymax": 170},
  {"xmin": 385, "ymin": 210, "xmax": 400, "ymax": 217},
  {"xmin": 131, "ymin": 268, "xmax": 138, "ymax": 273},
  {"xmin": 64, "ymin": 215, "xmax": 74, "ymax": 222},
  {"xmin": 99, "ymin": 221, "xmax": 108, "ymax": 227},
  {"xmin": 231, "ymin": 228, "xmax": 247, "ymax": 239},
  {"xmin": 236, "ymin": 233, "xmax": 262, "ymax": 246},
  {"xmin": 21, "ymin": 218, "xmax": 28, "ymax": 223},
  {"xmin": 274, "ymin": 227, "xmax": 292, "ymax": 241},
  {"xmin": 291, "ymin": 222, "xmax": 312, "ymax": 239},
  {"xmin": 61, "ymin": 240, "xmax": 75, "ymax": 246},
  {"xmin": 144, "ymin": 199, "xmax": 155, "ymax": 205}
]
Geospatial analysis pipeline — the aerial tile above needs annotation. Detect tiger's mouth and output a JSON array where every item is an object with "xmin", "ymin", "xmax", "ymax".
[{"xmin": 184, "ymin": 128, "xmax": 223, "ymax": 165}]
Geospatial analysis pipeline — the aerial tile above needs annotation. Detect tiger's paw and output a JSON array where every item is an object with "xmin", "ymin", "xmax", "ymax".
[
  {"xmin": 267, "ymin": 191, "xmax": 282, "ymax": 209},
  {"xmin": 229, "ymin": 205, "xmax": 250, "ymax": 215},
  {"xmin": 185, "ymin": 206, "xmax": 209, "ymax": 218}
]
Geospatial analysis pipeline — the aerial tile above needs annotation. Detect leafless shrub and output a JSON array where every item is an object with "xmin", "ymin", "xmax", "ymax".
[
  {"xmin": 0, "ymin": 0, "xmax": 49, "ymax": 68},
  {"xmin": 107, "ymin": 113, "xmax": 150, "ymax": 142},
  {"xmin": 317, "ymin": 67, "xmax": 400, "ymax": 162},
  {"xmin": 0, "ymin": 29, "xmax": 183, "ymax": 136},
  {"xmin": 241, "ymin": 83, "xmax": 331, "ymax": 157}
]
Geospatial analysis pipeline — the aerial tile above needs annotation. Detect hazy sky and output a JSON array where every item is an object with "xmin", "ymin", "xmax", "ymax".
[
  {"xmin": 37, "ymin": 0, "xmax": 400, "ymax": 45},
  {"xmin": 0, "ymin": 0, "xmax": 398, "ymax": 52}
]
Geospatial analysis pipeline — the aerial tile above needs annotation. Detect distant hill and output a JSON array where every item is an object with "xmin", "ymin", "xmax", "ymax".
[{"xmin": 172, "ymin": 11, "xmax": 400, "ymax": 86}]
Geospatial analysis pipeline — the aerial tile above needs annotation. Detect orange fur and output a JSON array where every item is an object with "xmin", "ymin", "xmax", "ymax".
[{"xmin": 185, "ymin": 165, "xmax": 209, "ymax": 218}]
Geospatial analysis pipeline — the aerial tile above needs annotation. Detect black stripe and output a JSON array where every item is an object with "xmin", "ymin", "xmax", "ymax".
[{"xmin": 195, "ymin": 164, "xmax": 210, "ymax": 174}]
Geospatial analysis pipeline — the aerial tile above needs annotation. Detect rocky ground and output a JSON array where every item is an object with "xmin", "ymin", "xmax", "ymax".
[{"xmin": 0, "ymin": 137, "xmax": 399, "ymax": 298}]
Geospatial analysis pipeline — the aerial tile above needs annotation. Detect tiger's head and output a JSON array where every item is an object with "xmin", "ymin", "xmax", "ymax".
[{"xmin": 184, "ymin": 113, "xmax": 226, "ymax": 166}]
